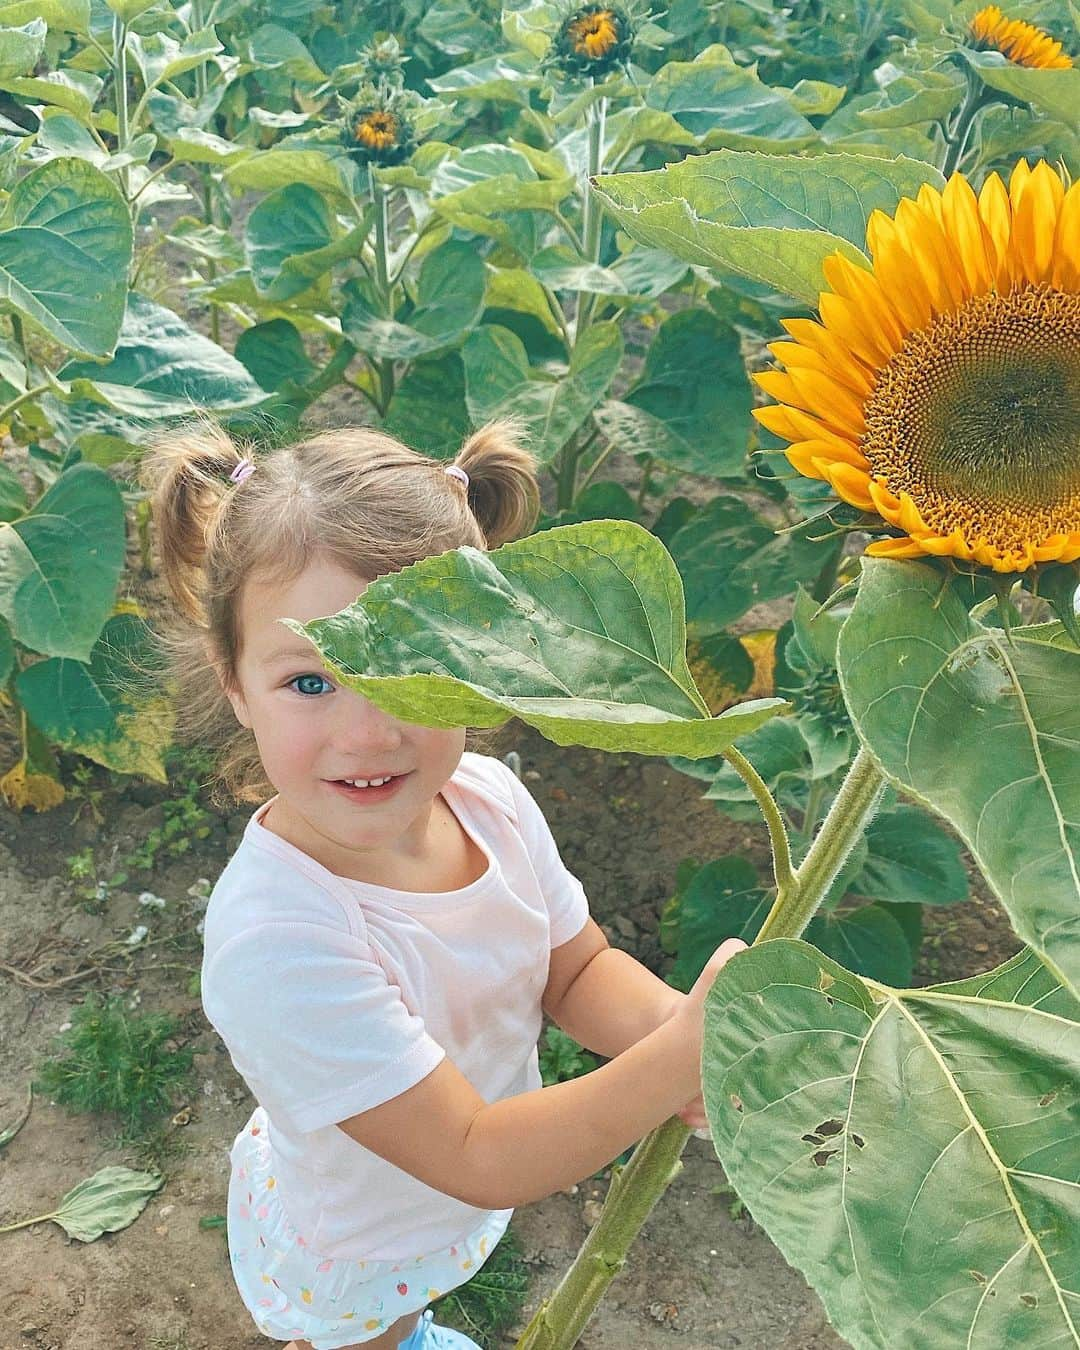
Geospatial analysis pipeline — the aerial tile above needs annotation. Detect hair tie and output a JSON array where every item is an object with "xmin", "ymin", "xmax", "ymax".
[
  {"xmin": 229, "ymin": 458, "xmax": 256, "ymax": 485},
  {"xmin": 444, "ymin": 464, "xmax": 469, "ymax": 489}
]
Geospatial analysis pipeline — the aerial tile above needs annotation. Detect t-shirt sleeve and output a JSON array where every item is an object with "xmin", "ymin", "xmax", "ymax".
[
  {"xmin": 503, "ymin": 765, "xmax": 590, "ymax": 948},
  {"xmin": 202, "ymin": 921, "xmax": 446, "ymax": 1135}
]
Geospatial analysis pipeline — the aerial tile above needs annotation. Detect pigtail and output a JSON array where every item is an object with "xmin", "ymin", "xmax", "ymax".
[
  {"xmin": 452, "ymin": 417, "xmax": 541, "ymax": 547},
  {"xmin": 138, "ymin": 419, "xmax": 251, "ymax": 626}
]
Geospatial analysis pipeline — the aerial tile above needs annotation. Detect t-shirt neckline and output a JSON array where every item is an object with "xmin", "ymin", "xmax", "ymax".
[{"xmin": 244, "ymin": 774, "xmax": 501, "ymax": 908}]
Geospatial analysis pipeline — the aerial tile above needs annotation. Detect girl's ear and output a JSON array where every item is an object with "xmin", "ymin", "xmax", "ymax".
[{"xmin": 205, "ymin": 639, "xmax": 252, "ymax": 729}]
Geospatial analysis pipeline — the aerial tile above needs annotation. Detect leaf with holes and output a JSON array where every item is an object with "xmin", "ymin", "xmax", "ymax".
[{"xmin": 703, "ymin": 940, "xmax": 1080, "ymax": 1349}]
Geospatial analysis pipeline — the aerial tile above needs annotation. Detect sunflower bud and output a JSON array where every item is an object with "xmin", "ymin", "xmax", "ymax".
[
  {"xmin": 550, "ymin": 4, "xmax": 635, "ymax": 77},
  {"xmin": 341, "ymin": 83, "xmax": 419, "ymax": 167}
]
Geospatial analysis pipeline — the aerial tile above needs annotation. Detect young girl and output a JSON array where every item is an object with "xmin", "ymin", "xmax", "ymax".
[{"xmin": 140, "ymin": 418, "xmax": 745, "ymax": 1350}]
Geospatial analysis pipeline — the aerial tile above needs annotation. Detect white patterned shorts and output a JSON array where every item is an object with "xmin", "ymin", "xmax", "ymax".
[{"xmin": 226, "ymin": 1107, "xmax": 509, "ymax": 1348}]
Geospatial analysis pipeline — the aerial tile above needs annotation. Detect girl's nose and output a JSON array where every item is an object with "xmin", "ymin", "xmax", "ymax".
[{"xmin": 334, "ymin": 687, "xmax": 405, "ymax": 750}]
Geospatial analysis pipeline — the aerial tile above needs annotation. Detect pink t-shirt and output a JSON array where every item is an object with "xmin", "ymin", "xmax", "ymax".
[{"xmin": 200, "ymin": 752, "xmax": 590, "ymax": 1260}]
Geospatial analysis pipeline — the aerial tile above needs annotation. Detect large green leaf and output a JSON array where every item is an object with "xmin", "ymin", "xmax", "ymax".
[
  {"xmin": 591, "ymin": 150, "xmax": 945, "ymax": 305},
  {"xmin": 617, "ymin": 308, "xmax": 751, "ymax": 478},
  {"xmin": 288, "ymin": 520, "xmax": 785, "ymax": 756},
  {"xmin": 0, "ymin": 463, "xmax": 124, "ymax": 660},
  {"xmin": 854, "ymin": 804, "xmax": 969, "ymax": 907},
  {"xmin": 664, "ymin": 857, "xmax": 914, "ymax": 989},
  {"xmin": 0, "ymin": 17, "xmax": 44, "ymax": 78},
  {"xmin": 462, "ymin": 322, "xmax": 622, "ymax": 463},
  {"xmin": 226, "ymin": 150, "xmax": 357, "ymax": 209},
  {"xmin": 703, "ymin": 941, "xmax": 1080, "ymax": 1349},
  {"xmin": 17, "ymin": 613, "xmax": 172, "ymax": 781},
  {"xmin": 838, "ymin": 560, "xmax": 1080, "ymax": 999},
  {"xmin": 0, "ymin": 156, "xmax": 132, "ymax": 357},
  {"xmin": 244, "ymin": 182, "xmax": 333, "ymax": 300},
  {"xmin": 342, "ymin": 240, "xmax": 486, "ymax": 360},
  {"xmin": 667, "ymin": 495, "xmax": 830, "ymax": 633},
  {"xmin": 57, "ymin": 292, "xmax": 267, "ymax": 417},
  {"xmin": 647, "ymin": 45, "xmax": 818, "ymax": 151},
  {"xmin": 382, "ymin": 353, "xmax": 470, "ymax": 457}
]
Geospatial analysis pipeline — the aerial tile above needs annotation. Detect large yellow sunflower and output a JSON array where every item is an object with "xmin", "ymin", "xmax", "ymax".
[
  {"xmin": 968, "ymin": 5, "xmax": 1072, "ymax": 69},
  {"xmin": 753, "ymin": 161, "xmax": 1080, "ymax": 573}
]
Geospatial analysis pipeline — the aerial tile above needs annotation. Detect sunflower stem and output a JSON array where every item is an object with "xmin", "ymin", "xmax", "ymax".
[
  {"xmin": 511, "ymin": 748, "xmax": 886, "ymax": 1350},
  {"xmin": 370, "ymin": 172, "xmax": 396, "ymax": 416},
  {"xmin": 575, "ymin": 88, "xmax": 607, "ymax": 341},
  {"xmin": 941, "ymin": 75, "xmax": 992, "ymax": 177},
  {"xmin": 722, "ymin": 745, "xmax": 797, "ymax": 899}
]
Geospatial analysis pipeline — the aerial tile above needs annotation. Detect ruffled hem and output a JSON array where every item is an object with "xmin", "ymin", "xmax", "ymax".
[{"xmin": 226, "ymin": 1107, "xmax": 509, "ymax": 1348}]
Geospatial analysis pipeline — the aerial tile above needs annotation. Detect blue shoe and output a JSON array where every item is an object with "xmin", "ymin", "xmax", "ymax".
[{"xmin": 401, "ymin": 1308, "xmax": 483, "ymax": 1349}]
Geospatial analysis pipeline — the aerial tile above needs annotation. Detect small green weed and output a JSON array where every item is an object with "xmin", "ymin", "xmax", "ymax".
[
  {"xmin": 432, "ymin": 1223, "xmax": 531, "ymax": 1349},
  {"xmin": 538, "ymin": 1025, "xmax": 599, "ymax": 1085},
  {"xmin": 34, "ymin": 991, "xmax": 195, "ymax": 1142}
]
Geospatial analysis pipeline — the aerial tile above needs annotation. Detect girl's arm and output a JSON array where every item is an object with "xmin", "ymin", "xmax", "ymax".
[
  {"xmin": 543, "ymin": 918, "xmax": 682, "ymax": 1058},
  {"xmin": 336, "ymin": 939, "xmax": 744, "ymax": 1212}
]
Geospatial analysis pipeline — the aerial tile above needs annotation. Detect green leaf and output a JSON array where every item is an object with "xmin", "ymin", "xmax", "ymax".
[
  {"xmin": 647, "ymin": 45, "xmax": 819, "ymax": 151},
  {"xmin": 703, "ymin": 941, "xmax": 1080, "ymax": 1349},
  {"xmin": 17, "ymin": 613, "xmax": 172, "ymax": 781},
  {"xmin": 620, "ymin": 308, "xmax": 751, "ymax": 478},
  {"xmin": 0, "ymin": 458, "xmax": 27, "ymax": 522},
  {"xmin": 0, "ymin": 463, "xmax": 124, "ymax": 660},
  {"xmin": 427, "ymin": 52, "xmax": 540, "ymax": 105},
  {"xmin": 667, "ymin": 495, "xmax": 828, "ymax": 633},
  {"xmin": 0, "ymin": 17, "xmax": 44, "ymax": 79},
  {"xmin": 0, "ymin": 156, "xmax": 132, "ymax": 357},
  {"xmin": 246, "ymin": 22, "xmax": 324, "ymax": 82},
  {"xmin": 462, "ymin": 322, "xmax": 622, "ymax": 464},
  {"xmin": 48, "ymin": 1165, "xmax": 164, "ymax": 1242},
  {"xmin": 126, "ymin": 26, "xmax": 222, "ymax": 93},
  {"xmin": 289, "ymin": 520, "xmax": 785, "ymax": 757},
  {"xmin": 0, "ymin": 0, "xmax": 88, "ymax": 29},
  {"xmin": 342, "ymin": 240, "xmax": 486, "ymax": 360},
  {"xmin": 854, "ymin": 804, "xmax": 970, "ymax": 907},
  {"xmin": 382, "ymin": 353, "xmax": 470, "ymax": 458},
  {"xmin": 0, "ymin": 68, "xmax": 102, "ymax": 119},
  {"xmin": 810, "ymin": 904, "xmax": 914, "ymax": 985},
  {"xmin": 591, "ymin": 149, "xmax": 945, "ymax": 305},
  {"xmin": 962, "ymin": 50, "xmax": 1080, "ymax": 125},
  {"xmin": 529, "ymin": 245, "xmax": 625, "ymax": 296},
  {"xmin": 57, "ymin": 292, "xmax": 267, "ymax": 417},
  {"xmin": 226, "ymin": 150, "xmax": 355, "ymax": 210},
  {"xmin": 234, "ymin": 319, "xmax": 315, "ymax": 393},
  {"xmin": 838, "ymin": 560, "xmax": 1080, "ymax": 999},
  {"xmin": 244, "ymin": 182, "xmax": 333, "ymax": 300}
]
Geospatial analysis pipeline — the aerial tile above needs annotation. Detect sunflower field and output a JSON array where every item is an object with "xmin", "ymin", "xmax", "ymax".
[{"xmin": 0, "ymin": 1, "xmax": 1077, "ymax": 1348}]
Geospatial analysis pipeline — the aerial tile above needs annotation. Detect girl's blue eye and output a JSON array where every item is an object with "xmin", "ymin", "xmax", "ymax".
[{"xmin": 288, "ymin": 674, "xmax": 334, "ymax": 696}]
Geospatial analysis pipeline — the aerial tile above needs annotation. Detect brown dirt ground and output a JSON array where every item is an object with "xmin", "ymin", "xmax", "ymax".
[{"xmin": 0, "ymin": 713, "xmax": 1020, "ymax": 1350}]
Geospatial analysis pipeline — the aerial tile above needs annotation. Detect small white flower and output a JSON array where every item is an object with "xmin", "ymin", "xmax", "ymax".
[
  {"xmin": 138, "ymin": 891, "xmax": 166, "ymax": 909},
  {"xmin": 125, "ymin": 925, "xmax": 149, "ymax": 946},
  {"xmin": 95, "ymin": 882, "xmax": 109, "ymax": 901},
  {"xmin": 187, "ymin": 878, "xmax": 212, "ymax": 900},
  {"xmin": 59, "ymin": 1021, "xmax": 72, "ymax": 1033},
  {"xmin": 196, "ymin": 917, "xmax": 206, "ymax": 937}
]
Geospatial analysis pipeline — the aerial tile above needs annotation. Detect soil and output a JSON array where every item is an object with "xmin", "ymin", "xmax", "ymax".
[{"xmin": 0, "ymin": 716, "xmax": 1020, "ymax": 1350}]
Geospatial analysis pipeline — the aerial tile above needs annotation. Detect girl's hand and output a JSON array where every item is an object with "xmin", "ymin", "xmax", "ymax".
[{"xmin": 665, "ymin": 938, "xmax": 748, "ymax": 1136}]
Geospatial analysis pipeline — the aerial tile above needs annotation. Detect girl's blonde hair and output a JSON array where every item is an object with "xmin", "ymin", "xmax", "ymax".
[{"xmin": 139, "ymin": 418, "xmax": 540, "ymax": 805}]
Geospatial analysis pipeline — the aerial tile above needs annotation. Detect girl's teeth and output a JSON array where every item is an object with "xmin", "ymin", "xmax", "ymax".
[{"xmin": 344, "ymin": 776, "xmax": 391, "ymax": 788}]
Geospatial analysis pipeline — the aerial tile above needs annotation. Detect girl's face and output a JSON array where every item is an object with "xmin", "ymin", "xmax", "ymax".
[{"xmin": 223, "ymin": 555, "xmax": 466, "ymax": 881}]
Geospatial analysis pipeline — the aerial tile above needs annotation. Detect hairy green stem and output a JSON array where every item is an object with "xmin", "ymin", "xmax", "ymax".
[
  {"xmin": 370, "ymin": 174, "xmax": 395, "ymax": 415},
  {"xmin": 722, "ymin": 746, "xmax": 797, "ymax": 898},
  {"xmin": 941, "ymin": 76, "xmax": 991, "ymax": 178},
  {"xmin": 756, "ymin": 745, "xmax": 886, "ymax": 943},
  {"xmin": 574, "ymin": 91, "xmax": 607, "ymax": 341},
  {"xmin": 0, "ymin": 383, "xmax": 50, "ymax": 427},
  {"xmin": 513, "ymin": 746, "xmax": 887, "ymax": 1350}
]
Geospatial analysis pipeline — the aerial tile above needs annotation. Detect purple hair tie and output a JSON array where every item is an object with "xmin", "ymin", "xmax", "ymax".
[
  {"xmin": 444, "ymin": 464, "xmax": 469, "ymax": 489},
  {"xmin": 229, "ymin": 458, "xmax": 256, "ymax": 485}
]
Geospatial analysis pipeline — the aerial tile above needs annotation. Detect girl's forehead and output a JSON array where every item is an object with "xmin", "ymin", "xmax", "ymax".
[{"xmin": 241, "ymin": 559, "xmax": 372, "ymax": 633}]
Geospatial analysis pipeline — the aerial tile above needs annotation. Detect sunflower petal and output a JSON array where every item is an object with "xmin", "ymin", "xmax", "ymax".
[
  {"xmin": 865, "ymin": 536, "xmax": 928, "ymax": 559},
  {"xmin": 819, "ymin": 460, "xmax": 876, "ymax": 511},
  {"xmin": 1051, "ymin": 181, "xmax": 1080, "ymax": 289}
]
